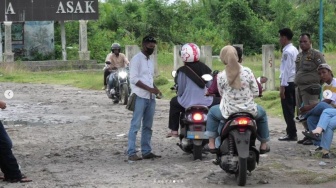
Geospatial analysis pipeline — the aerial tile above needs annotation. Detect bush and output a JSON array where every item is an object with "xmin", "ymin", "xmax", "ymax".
[{"xmin": 154, "ymin": 76, "xmax": 169, "ymax": 86}]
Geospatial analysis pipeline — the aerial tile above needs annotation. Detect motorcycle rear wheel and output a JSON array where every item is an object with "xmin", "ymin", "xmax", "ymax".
[
  {"xmin": 120, "ymin": 84, "xmax": 129, "ymax": 105},
  {"xmin": 235, "ymin": 157, "xmax": 247, "ymax": 186},
  {"xmin": 193, "ymin": 145, "xmax": 202, "ymax": 160}
]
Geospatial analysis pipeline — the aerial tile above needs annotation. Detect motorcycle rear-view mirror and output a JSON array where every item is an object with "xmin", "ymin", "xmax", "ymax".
[
  {"xmin": 171, "ymin": 71, "xmax": 177, "ymax": 78},
  {"xmin": 202, "ymin": 74, "xmax": 213, "ymax": 81}
]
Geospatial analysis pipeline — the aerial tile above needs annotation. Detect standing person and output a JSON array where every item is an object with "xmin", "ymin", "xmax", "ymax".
[
  {"xmin": 166, "ymin": 43, "xmax": 220, "ymax": 137},
  {"xmin": 294, "ymin": 33, "xmax": 326, "ymax": 144},
  {"xmin": 278, "ymin": 28, "xmax": 299, "ymax": 141},
  {"xmin": 102, "ymin": 43, "xmax": 130, "ymax": 90},
  {"xmin": 127, "ymin": 36, "xmax": 162, "ymax": 161},
  {"xmin": 0, "ymin": 100, "xmax": 32, "ymax": 183}
]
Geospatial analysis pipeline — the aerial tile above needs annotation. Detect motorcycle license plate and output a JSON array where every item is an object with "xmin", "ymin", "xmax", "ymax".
[{"xmin": 187, "ymin": 131, "xmax": 208, "ymax": 139}]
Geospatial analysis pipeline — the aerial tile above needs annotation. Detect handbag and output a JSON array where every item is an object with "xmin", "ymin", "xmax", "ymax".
[{"xmin": 126, "ymin": 93, "xmax": 137, "ymax": 111}]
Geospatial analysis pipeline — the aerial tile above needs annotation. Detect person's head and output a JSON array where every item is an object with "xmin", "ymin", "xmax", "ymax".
[
  {"xmin": 142, "ymin": 35, "xmax": 157, "ymax": 57},
  {"xmin": 259, "ymin": 76, "xmax": 268, "ymax": 84},
  {"xmin": 180, "ymin": 43, "xmax": 200, "ymax": 63},
  {"xmin": 233, "ymin": 46, "xmax": 243, "ymax": 63},
  {"xmin": 111, "ymin": 43, "xmax": 121, "ymax": 55},
  {"xmin": 220, "ymin": 45, "xmax": 241, "ymax": 89},
  {"xmin": 299, "ymin": 33, "xmax": 312, "ymax": 52},
  {"xmin": 278, "ymin": 28, "xmax": 294, "ymax": 47},
  {"xmin": 317, "ymin": 63, "xmax": 333, "ymax": 83}
]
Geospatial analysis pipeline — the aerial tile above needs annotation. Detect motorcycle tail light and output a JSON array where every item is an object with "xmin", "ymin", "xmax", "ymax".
[
  {"xmin": 192, "ymin": 113, "xmax": 203, "ymax": 121},
  {"xmin": 234, "ymin": 117, "xmax": 251, "ymax": 126}
]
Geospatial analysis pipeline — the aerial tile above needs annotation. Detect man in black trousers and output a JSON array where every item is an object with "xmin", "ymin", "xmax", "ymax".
[{"xmin": 278, "ymin": 28, "xmax": 299, "ymax": 141}]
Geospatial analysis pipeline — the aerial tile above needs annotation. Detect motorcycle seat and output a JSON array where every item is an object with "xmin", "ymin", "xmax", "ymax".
[{"xmin": 185, "ymin": 105, "xmax": 208, "ymax": 114}]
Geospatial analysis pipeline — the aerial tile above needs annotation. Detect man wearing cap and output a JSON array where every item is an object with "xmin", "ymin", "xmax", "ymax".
[
  {"xmin": 294, "ymin": 33, "xmax": 326, "ymax": 144},
  {"xmin": 300, "ymin": 64, "xmax": 336, "ymax": 146},
  {"xmin": 127, "ymin": 36, "xmax": 162, "ymax": 162}
]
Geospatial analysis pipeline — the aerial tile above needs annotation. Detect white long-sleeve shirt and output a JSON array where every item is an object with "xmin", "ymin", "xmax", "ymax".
[
  {"xmin": 129, "ymin": 52, "xmax": 155, "ymax": 99},
  {"xmin": 280, "ymin": 43, "xmax": 298, "ymax": 86}
]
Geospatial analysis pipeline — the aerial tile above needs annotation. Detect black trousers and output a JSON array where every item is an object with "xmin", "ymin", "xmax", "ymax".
[
  {"xmin": 281, "ymin": 82, "xmax": 297, "ymax": 137},
  {"xmin": 103, "ymin": 69, "xmax": 110, "ymax": 86},
  {"xmin": 0, "ymin": 121, "xmax": 22, "ymax": 179},
  {"xmin": 168, "ymin": 96, "xmax": 221, "ymax": 131}
]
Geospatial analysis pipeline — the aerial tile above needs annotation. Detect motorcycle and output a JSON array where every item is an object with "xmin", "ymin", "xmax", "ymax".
[
  {"xmin": 214, "ymin": 112, "xmax": 259, "ymax": 186},
  {"xmin": 106, "ymin": 67, "xmax": 131, "ymax": 105},
  {"xmin": 171, "ymin": 71, "xmax": 213, "ymax": 160}
]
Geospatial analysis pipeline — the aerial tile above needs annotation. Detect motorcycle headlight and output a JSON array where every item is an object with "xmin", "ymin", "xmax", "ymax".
[{"xmin": 119, "ymin": 71, "xmax": 127, "ymax": 79}]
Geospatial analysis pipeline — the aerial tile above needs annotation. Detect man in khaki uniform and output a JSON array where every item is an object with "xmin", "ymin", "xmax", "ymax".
[
  {"xmin": 295, "ymin": 33, "xmax": 326, "ymax": 145},
  {"xmin": 102, "ymin": 43, "xmax": 130, "ymax": 90}
]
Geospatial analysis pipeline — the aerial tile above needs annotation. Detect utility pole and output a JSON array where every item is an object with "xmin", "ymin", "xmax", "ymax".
[{"xmin": 319, "ymin": 0, "xmax": 323, "ymax": 52}]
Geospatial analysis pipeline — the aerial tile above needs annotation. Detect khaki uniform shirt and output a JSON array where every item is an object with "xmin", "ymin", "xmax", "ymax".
[
  {"xmin": 105, "ymin": 53, "xmax": 130, "ymax": 69},
  {"xmin": 294, "ymin": 48, "xmax": 326, "ymax": 89}
]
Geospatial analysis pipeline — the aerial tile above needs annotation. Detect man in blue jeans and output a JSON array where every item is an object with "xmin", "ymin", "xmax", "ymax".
[
  {"xmin": 127, "ymin": 36, "xmax": 162, "ymax": 161},
  {"xmin": 0, "ymin": 100, "xmax": 31, "ymax": 183}
]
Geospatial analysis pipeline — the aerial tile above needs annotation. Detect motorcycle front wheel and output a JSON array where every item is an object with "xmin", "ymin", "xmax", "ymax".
[
  {"xmin": 235, "ymin": 157, "xmax": 247, "ymax": 186},
  {"xmin": 120, "ymin": 84, "xmax": 129, "ymax": 105}
]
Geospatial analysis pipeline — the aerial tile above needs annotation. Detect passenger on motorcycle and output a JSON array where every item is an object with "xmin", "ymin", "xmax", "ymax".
[
  {"xmin": 166, "ymin": 43, "xmax": 221, "ymax": 138},
  {"xmin": 204, "ymin": 45, "xmax": 270, "ymax": 154},
  {"xmin": 103, "ymin": 43, "xmax": 130, "ymax": 90}
]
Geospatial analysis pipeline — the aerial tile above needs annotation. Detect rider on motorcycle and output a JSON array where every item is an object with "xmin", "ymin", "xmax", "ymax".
[
  {"xmin": 103, "ymin": 43, "xmax": 130, "ymax": 90},
  {"xmin": 166, "ymin": 43, "xmax": 221, "ymax": 138},
  {"xmin": 204, "ymin": 45, "xmax": 270, "ymax": 154}
]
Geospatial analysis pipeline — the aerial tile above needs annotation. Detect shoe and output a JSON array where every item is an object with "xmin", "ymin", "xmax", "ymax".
[
  {"xmin": 302, "ymin": 130, "xmax": 321, "ymax": 141},
  {"xmin": 110, "ymin": 88, "xmax": 115, "ymax": 95},
  {"xmin": 278, "ymin": 135, "xmax": 298, "ymax": 141},
  {"xmin": 128, "ymin": 154, "xmax": 142, "ymax": 161},
  {"xmin": 294, "ymin": 115, "xmax": 307, "ymax": 123},
  {"xmin": 142, "ymin": 153, "xmax": 162, "ymax": 159},
  {"xmin": 260, "ymin": 144, "xmax": 270, "ymax": 154},
  {"xmin": 302, "ymin": 139, "xmax": 313, "ymax": 145},
  {"xmin": 297, "ymin": 137, "xmax": 308, "ymax": 144},
  {"xmin": 315, "ymin": 146, "xmax": 322, "ymax": 151},
  {"xmin": 322, "ymin": 153, "xmax": 330, "ymax": 159}
]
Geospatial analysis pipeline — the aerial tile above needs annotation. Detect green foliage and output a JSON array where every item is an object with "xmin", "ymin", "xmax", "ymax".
[
  {"xmin": 51, "ymin": 0, "xmax": 336, "ymax": 59},
  {"xmin": 154, "ymin": 75, "xmax": 169, "ymax": 86}
]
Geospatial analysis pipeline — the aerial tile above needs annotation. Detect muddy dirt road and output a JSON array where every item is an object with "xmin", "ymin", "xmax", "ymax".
[{"xmin": 0, "ymin": 83, "xmax": 336, "ymax": 188}]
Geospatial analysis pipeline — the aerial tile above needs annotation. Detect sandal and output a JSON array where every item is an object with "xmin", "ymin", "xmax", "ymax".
[
  {"xmin": 302, "ymin": 130, "xmax": 321, "ymax": 141},
  {"xmin": 260, "ymin": 144, "xmax": 270, "ymax": 154},
  {"xmin": 203, "ymin": 144, "xmax": 219, "ymax": 154},
  {"xmin": 166, "ymin": 132, "xmax": 178, "ymax": 138},
  {"xmin": 4, "ymin": 175, "xmax": 32, "ymax": 183}
]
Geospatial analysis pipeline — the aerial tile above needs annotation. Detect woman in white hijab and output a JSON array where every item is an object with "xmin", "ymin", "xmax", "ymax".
[{"xmin": 204, "ymin": 45, "xmax": 270, "ymax": 154}]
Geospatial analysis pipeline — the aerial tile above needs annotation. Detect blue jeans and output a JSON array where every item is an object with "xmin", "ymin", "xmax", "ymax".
[
  {"xmin": 205, "ymin": 104, "xmax": 270, "ymax": 143},
  {"xmin": 0, "ymin": 121, "xmax": 22, "ymax": 179},
  {"xmin": 315, "ymin": 108, "xmax": 336, "ymax": 150},
  {"xmin": 127, "ymin": 96, "xmax": 156, "ymax": 157},
  {"xmin": 304, "ymin": 102, "xmax": 333, "ymax": 146},
  {"xmin": 107, "ymin": 71, "xmax": 117, "ymax": 89}
]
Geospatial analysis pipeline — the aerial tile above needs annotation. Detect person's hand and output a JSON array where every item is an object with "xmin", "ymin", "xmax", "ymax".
[
  {"xmin": 0, "ymin": 101, "xmax": 7, "ymax": 109},
  {"xmin": 279, "ymin": 86, "xmax": 285, "ymax": 99},
  {"xmin": 149, "ymin": 88, "xmax": 160, "ymax": 95}
]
